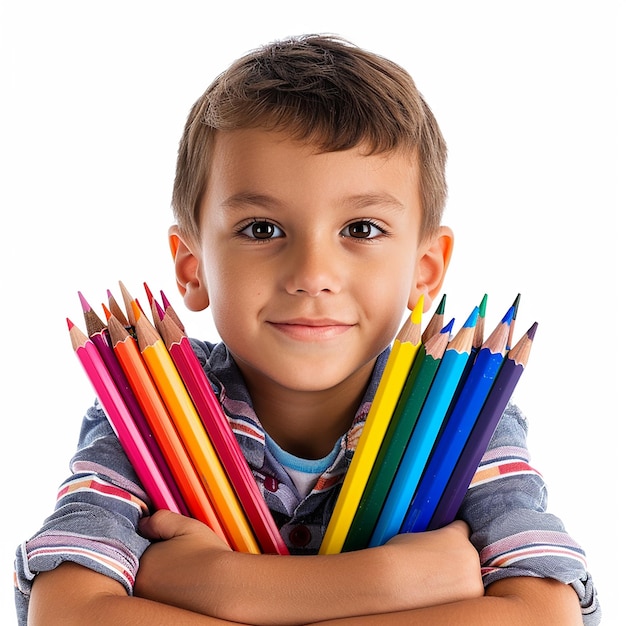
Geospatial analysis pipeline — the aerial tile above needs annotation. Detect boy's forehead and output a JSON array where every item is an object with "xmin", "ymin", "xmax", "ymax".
[
  {"xmin": 202, "ymin": 128, "xmax": 422, "ymax": 219},
  {"xmin": 210, "ymin": 128, "xmax": 419, "ymax": 171}
]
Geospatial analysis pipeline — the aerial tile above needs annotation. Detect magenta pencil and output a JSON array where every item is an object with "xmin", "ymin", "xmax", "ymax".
[{"xmin": 67, "ymin": 318, "xmax": 182, "ymax": 514}]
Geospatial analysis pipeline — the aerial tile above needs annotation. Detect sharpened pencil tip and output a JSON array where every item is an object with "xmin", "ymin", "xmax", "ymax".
[
  {"xmin": 144, "ymin": 282, "xmax": 154, "ymax": 304},
  {"xmin": 501, "ymin": 305, "xmax": 515, "ymax": 325},
  {"xmin": 435, "ymin": 294, "xmax": 446, "ymax": 315},
  {"xmin": 527, "ymin": 321, "xmax": 538, "ymax": 340},
  {"xmin": 77, "ymin": 291, "xmax": 90, "ymax": 313},
  {"xmin": 512, "ymin": 293, "xmax": 521, "ymax": 318},
  {"xmin": 131, "ymin": 299, "xmax": 143, "ymax": 321},
  {"xmin": 441, "ymin": 318, "xmax": 455, "ymax": 334},
  {"xmin": 160, "ymin": 290, "xmax": 171, "ymax": 308},
  {"xmin": 410, "ymin": 294, "xmax": 424, "ymax": 325},
  {"xmin": 463, "ymin": 306, "xmax": 479, "ymax": 328},
  {"xmin": 478, "ymin": 294, "xmax": 488, "ymax": 318},
  {"xmin": 66, "ymin": 318, "xmax": 74, "ymax": 330}
]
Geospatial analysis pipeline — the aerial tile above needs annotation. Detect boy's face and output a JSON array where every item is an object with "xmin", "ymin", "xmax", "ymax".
[{"xmin": 174, "ymin": 129, "xmax": 450, "ymax": 395}]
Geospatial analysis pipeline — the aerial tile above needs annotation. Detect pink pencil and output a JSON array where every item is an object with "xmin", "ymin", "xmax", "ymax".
[{"xmin": 67, "ymin": 318, "xmax": 182, "ymax": 513}]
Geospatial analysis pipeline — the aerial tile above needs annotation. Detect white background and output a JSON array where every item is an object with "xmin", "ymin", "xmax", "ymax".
[{"xmin": 1, "ymin": 1, "xmax": 622, "ymax": 623}]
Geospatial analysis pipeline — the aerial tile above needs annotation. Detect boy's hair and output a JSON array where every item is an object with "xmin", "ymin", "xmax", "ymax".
[{"xmin": 172, "ymin": 34, "xmax": 447, "ymax": 241}]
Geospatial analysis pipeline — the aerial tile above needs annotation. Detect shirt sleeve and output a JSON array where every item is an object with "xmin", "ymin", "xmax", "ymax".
[
  {"xmin": 14, "ymin": 400, "xmax": 152, "ymax": 624},
  {"xmin": 459, "ymin": 403, "xmax": 601, "ymax": 625}
]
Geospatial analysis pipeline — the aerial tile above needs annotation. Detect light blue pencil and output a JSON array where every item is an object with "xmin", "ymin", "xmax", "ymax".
[
  {"xmin": 400, "ymin": 306, "xmax": 513, "ymax": 533},
  {"xmin": 369, "ymin": 307, "xmax": 479, "ymax": 547}
]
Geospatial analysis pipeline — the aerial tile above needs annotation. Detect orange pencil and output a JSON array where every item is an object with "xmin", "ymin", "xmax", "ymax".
[
  {"xmin": 133, "ymin": 302, "xmax": 260, "ymax": 554},
  {"xmin": 107, "ymin": 314, "xmax": 228, "ymax": 542}
]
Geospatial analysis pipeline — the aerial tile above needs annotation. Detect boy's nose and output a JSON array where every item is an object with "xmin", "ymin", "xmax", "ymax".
[{"xmin": 283, "ymin": 241, "xmax": 342, "ymax": 296}]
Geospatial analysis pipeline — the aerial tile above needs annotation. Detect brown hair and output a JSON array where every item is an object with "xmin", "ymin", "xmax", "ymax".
[{"xmin": 172, "ymin": 34, "xmax": 447, "ymax": 240}]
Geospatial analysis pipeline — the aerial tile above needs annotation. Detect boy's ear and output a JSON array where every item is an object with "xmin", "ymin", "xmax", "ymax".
[
  {"xmin": 168, "ymin": 226, "xmax": 210, "ymax": 312},
  {"xmin": 409, "ymin": 226, "xmax": 454, "ymax": 312}
]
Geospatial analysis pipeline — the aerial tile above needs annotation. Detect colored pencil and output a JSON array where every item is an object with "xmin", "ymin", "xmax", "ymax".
[
  {"xmin": 133, "ymin": 302, "xmax": 260, "ymax": 554},
  {"xmin": 427, "ymin": 321, "xmax": 538, "ymax": 530},
  {"xmin": 160, "ymin": 289, "xmax": 185, "ymax": 331},
  {"xmin": 158, "ymin": 310, "xmax": 289, "ymax": 555},
  {"xmin": 78, "ymin": 292, "xmax": 188, "ymax": 515},
  {"xmin": 474, "ymin": 294, "xmax": 488, "ymax": 350},
  {"xmin": 369, "ymin": 306, "xmax": 478, "ymax": 547},
  {"xmin": 107, "ymin": 314, "xmax": 228, "ymax": 539},
  {"xmin": 342, "ymin": 320, "xmax": 453, "ymax": 551},
  {"xmin": 400, "ymin": 306, "xmax": 513, "ymax": 533},
  {"xmin": 421, "ymin": 294, "xmax": 446, "ymax": 344},
  {"xmin": 319, "ymin": 296, "xmax": 424, "ymax": 555},
  {"xmin": 67, "ymin": 318, "xmax": 181, "ymax": 513},
  {"xmin": 107, "ymin": 288, "xmax": 130, "ymax": 329},
  {"xmin": 507, "ymin": 293, "xmax": 521, "ymax": 350},
  {"xmin": 118, "ymin": 280, "xmax": 144, "ymax": 327}
]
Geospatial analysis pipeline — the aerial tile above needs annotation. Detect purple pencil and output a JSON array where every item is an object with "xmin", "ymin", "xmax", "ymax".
[{"xmin": 427, "ymin": 321, "xmax": 537, "ymax": 530}]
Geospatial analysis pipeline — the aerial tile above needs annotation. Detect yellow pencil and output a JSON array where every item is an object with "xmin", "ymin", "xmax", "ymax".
[
  {"xmin": 133, "ymin": 301, "xmax": 260, "ymax": 554},
  {"xmin": 319, "ymin": 295, "xmax": 424, "ymax": 554}
]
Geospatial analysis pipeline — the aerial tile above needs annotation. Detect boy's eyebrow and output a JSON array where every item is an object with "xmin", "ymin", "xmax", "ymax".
[{"xmin": 221, "ymin": 192, "xmax": 406, "ymax": 212}]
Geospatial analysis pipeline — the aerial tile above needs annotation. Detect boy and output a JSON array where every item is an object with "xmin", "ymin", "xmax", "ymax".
[{"xmin": 16, "ymin": 34, "xmax": 600, "ymax": 624}]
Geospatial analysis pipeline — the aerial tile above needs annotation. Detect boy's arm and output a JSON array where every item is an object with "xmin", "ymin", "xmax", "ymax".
[
  {"xmin": 134, "ymin": 510, "xmax": 484, "ymax": 624},
  {"xmin": 28, "ymin": 562, "xmax": 246, "ymax": 626},
  {"xmin": 304, "ymin": 577, "xmax": 583, "ymax": 625}
]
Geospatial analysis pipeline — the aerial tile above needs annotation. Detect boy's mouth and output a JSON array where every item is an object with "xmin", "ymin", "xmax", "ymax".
[{"xmin": 267, "ymin": 319, "xmax": 354, "ymax": 341}]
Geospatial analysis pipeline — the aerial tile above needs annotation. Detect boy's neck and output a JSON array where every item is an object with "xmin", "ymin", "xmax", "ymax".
[{"xmin": 241, "ymin": 365, "xmax": 375, "ymax": 460}]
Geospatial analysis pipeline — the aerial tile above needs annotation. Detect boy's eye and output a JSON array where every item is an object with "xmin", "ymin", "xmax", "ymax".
[
  {"xmin": 239, "ymin": 220, "xmax": 284, "ymax": 240},
  {"xmin": 341, "ymin": 220, "xmax": 386, "ymax": 239}
]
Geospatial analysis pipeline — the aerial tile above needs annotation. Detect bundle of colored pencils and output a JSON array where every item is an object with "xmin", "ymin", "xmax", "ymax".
[
  {"xmin": 67, "ymin": 281, "xmax": 289, "ymax": 555},
  {"xmin": 320, "ymin": 293, "xmax": 537, "ymax": 554},
  {"xmin": 68, "ymin": 282, "xmax": 535, "ymax": 558}
]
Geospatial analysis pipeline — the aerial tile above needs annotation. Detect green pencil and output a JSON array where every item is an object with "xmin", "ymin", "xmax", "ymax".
[{"xmin": 342, "ymin": 320, "xmax": 453, "ymax": 551}]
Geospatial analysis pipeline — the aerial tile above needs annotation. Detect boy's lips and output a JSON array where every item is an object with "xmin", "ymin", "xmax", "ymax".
[{"xmin": 267, "ymin": 318, "xmax": 355, "ymax": 341}]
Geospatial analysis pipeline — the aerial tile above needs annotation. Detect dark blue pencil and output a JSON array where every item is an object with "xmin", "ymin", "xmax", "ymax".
[
  {"xmin": 427, "ymin": 321, "xmax": 537, "ymax": 530},
  {"xmin": 400, "ymin": 306, "xmax": 513, "ymax": 533}
]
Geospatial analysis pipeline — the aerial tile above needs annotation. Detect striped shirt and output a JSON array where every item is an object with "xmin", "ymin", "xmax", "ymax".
[{"xmin": 14, "ymin": 340, "xmax": 600, "ymax": 624}]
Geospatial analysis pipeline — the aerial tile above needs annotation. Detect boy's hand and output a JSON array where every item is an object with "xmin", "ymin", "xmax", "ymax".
[
  {"xmin": 134, "ymin": 509, "xmax": 232, "ymax": 606},
  {"xmin": 382, "ymin": 520, "xmax": 484, "ymax": 608}
]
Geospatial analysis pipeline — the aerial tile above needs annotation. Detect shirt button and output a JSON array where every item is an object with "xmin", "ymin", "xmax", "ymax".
[
  {"xmin": 264, "ymin": 476, "xmax": 279, "ymax": 492},
  {"xmin": 289, "ymin": 524, "xmax": 312, "ymax": 548}
]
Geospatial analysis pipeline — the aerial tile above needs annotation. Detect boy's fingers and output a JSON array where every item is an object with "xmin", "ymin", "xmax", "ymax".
[
  {"xmin": 447, "ymin": 520, "xmax": 471, "ymax": 537},
  {"xmin": 138, "ymin": 509, "xmax": 200, "ymax": 540}
]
